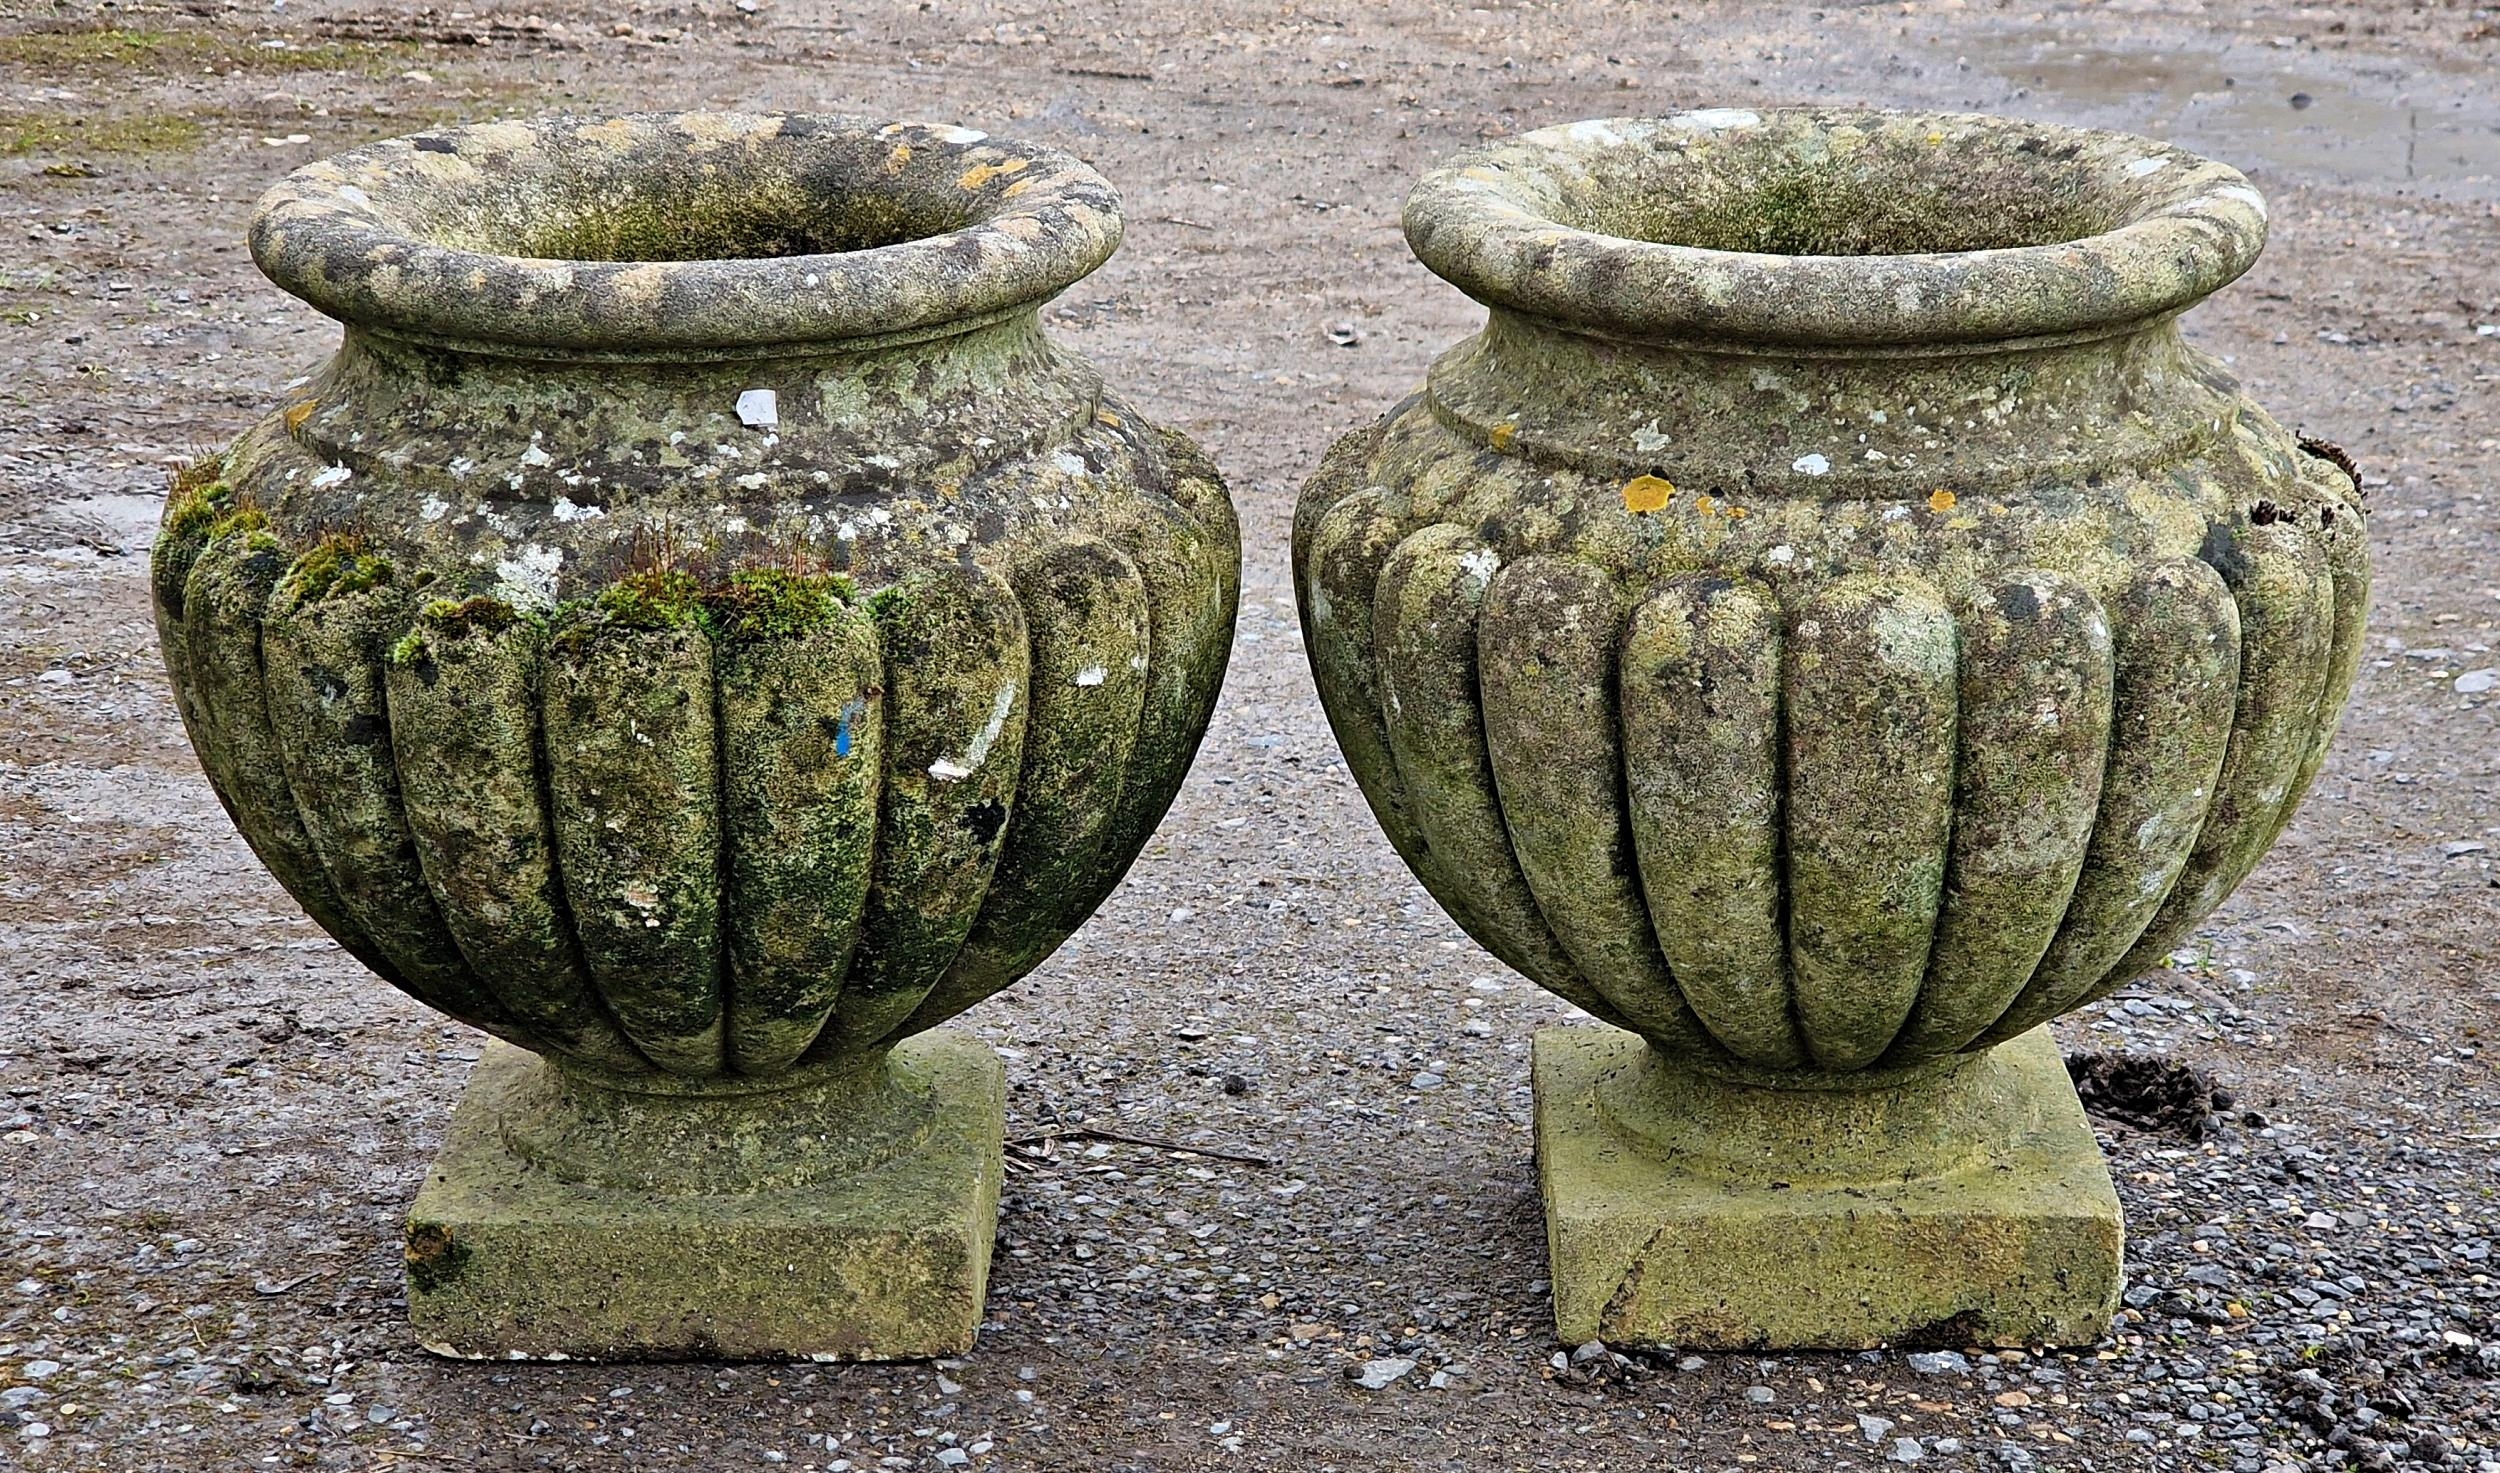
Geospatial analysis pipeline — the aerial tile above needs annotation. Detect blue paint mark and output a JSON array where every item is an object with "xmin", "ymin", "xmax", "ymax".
[{"xmin": 834, "ymin": 696, "xmax": 868, "ymax": 758}]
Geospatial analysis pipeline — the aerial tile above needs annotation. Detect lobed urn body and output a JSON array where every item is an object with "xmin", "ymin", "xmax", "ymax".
[{"xmin": 1297, "ymin": 108, "xmax": 2365, "ymax": 1082}]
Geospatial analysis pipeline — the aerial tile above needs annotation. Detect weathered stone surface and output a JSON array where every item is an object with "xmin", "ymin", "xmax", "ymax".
[
  {"xmin": 407, "ymin": 1032, "xmax": 1003, "ymax": 1361},
  {"xmin": 1294, "ymin": 108, "xmax": 2367, "ymax": 1080},
  {"xmin": 1534, "ymin": 1025, "xmax": 2123, "ymax": 1349}
]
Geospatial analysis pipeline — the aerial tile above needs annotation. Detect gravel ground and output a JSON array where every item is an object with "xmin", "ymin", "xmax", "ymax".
[{"xmin": 1, "ymin": 1, "xmax": 2495, "ymax": 1469}]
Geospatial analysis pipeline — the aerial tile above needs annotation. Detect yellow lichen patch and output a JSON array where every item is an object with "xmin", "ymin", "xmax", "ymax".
[
  {"xmin": 958, "ymin": 156, "xmax": 1032, "ymax": 190},
  {"xmin": 1095, "ymin": 408, "xmax": 1124, "ymax": 429},
  {"xmin": 1488, "ymin": 422, "xmax": 1517, "ymax": 452},
  {"xmin": 1726, "ymin": 505, "xmax": 1749, "ymax": 520},
  {"xmin": 282, "ymin": 400, "xmax": 316, "ymax": 433},
  {"xmin": 1621, "ymin": 474, "xmax": 1674, "ymax": 514},
  {"xmin": 573, "ymin": 117, "xmax": 642, "ymax": 152},
  {"xmin": 885, "ymin": 142, "xmax": 913, "ymax": 174},
  {"xmin": 1694, "ymin": 494, "xmax": 1717, "ymax": 516},
  {"xmin": 1927, "ymin": 488, "xmax": 1958, "ymax": 512}
]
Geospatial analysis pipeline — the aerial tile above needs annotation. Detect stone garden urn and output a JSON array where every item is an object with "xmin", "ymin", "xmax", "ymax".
[
  {"xmin": 1295, "ymin": 109, "xmax": 2366, "ymax": 1349},
  {"xmin": 152, "ymin": 112, "xmax": 1238, "ymax": 1359}
]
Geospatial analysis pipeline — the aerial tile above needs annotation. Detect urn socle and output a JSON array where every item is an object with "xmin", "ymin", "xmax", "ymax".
[
  {"xmin": 153, "ymin": 112, "xmax": 1239, "ymax": 1360},
  {"xmin": 1294, "ymin": 109, "xmax": 2366, "ymax": 1348}
]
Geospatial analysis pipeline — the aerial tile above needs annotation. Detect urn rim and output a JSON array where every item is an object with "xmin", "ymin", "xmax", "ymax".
[
  {"xmin": 1401, "ymin": 107, "xmax": 2269, "ymax": 351},
  {"xmin": 247, "ymin": 111, "xmax": 1124, "ymax": 357}
]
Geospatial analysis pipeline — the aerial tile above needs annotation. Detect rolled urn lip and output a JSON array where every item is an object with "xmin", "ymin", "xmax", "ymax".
[
  {"xmin": 247, "ymin": 110, "xmax": 1125, "ymax": 358},
  {"xmin": 1401, "ymin": 107, "xmax": 2270, "ymax": 352}
]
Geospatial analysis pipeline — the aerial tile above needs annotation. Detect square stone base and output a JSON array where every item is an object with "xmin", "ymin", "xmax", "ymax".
[
  {"xmin": 1533, "ymin": 1025, "xmax": 2122, "ymax": 1350},
  {"xmin": 406, "ymin": 1031, "xmax": 1003, "ymax": 1362}
]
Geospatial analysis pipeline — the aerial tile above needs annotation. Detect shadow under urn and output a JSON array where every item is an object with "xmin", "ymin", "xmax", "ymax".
[
  {"xmin": 1297, "ymin": 109, "xmax": 2367, "ymax": 1349},
  {"xmin": 153, "ymin": 112, "xmax": 1239, "ymax": 1360}
]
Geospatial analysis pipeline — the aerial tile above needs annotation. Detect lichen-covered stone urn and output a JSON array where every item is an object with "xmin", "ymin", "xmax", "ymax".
[
  {"xmin": 152, "ymin": 112, "xmax": 1238, "ymax": 1359},
  {"xmin": 1296, "ymin": 109, "xmax": 2365, "ymax": 1349}
]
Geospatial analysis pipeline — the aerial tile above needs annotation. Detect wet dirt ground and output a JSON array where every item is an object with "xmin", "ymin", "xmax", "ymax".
[{"xmin": 1, "ymin": 1, "xmax": 2495, "ymax": 1469}]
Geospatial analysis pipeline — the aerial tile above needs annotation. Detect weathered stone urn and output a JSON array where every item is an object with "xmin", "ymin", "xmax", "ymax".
[
  {"xmin": 1296, "ymin": 109, "xmax": 2365, "ymax": 1348},
  {"xmin": 152, "ymin": 112, "xmax": 1238, "ymax": 1359}
]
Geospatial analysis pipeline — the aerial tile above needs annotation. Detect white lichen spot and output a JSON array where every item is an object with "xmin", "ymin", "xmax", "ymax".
[
  {"xmin": 1074, "ymin": 664, "xmax": 1108, "ymax": 687},
  {"xmin": 1894, "ymin": 282, "xmax": 1923, "ymax": 313},
  {"xmin": 945, "ymin": 523, "xmax": 970, "ymax": 546},
  {"xmin": 925, "ymin": 124, "xmax": 988, "ymax": 144},
  {"xmin": 735, "ymin": 473, "xmax": 769, "ymax": 490},
  {"xmin": 1766, "ymin": 544, "xmax": 1797, "ymax": 565},
  {"xmin": 1052, "ymin": 450, "xmax": 1092, "ymax": 478},
  {"xmin": 736, "ymin": 388, "xmax": 779, "ymax": 429},
  {"xmin": 1458, "ymin": 546, "xmax": 1501, "ymax": 588},
  {"xmin": 803, "ymin": 273, "xmax": 821, "ymax": 288},
  {"xmin": 335, "ymin": 184, "xmax": 373, "ymax": 209},
  {"xmin": 668, "ymin": 431, "xmax": 688, "ymax": 446},
  {"xmin": 2124, "ymin": 156, "xmax": 2170, "ymax": 178},
  {"xmin": 713, "ymin": 443, "xmax": 740, "ymax": 459},
  {"xmin": 1564, "ymin": 119, "xmax": 1625, "ymax": 146},
  {"xmin": 1868, "ymin": 409, "xmax": 1888, "ymax": 424},
  {"xmin": 1632, "ymin": 418, "xmax": 1673, "ymax": 454},
  {"xmin": 493, "ymin": 544, "xmax": 563, "ymax": 610},
  {"xmin": 308, "ymin": 464, "xmax": 353, "ymax": 489},
  {"xmin": 1881, "ymin": 505, "xmax": 1911, "ymax": 521},
  {"xmin": 518, "ymin": 443, "xmax": 554, "ymax": 469},
  {"xmin": 1672, "ymin": 108, "xmax": 1760, "ymax": 131},
  {"xmin": 550, "ymin": 496, "xmax": 604, "ymax": 522},
  {"xmin": 928, "ymin": 758, "xmax": 974, "ymax": 781},
  {"xmin": 1129, "ymin": 654, "xmax": 1148, "ymax": 671},
  {"xmin": 419, "ymin": 495, "xmax": 451, "ymax": 522},
  {"xmin": 1792, "ymin": 453, "xmax": 1831, "ymax": 476}
]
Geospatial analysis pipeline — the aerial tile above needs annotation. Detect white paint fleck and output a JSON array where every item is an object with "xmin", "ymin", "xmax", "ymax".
[
  {"xmin": 308, "ymin": 465, "xmax": 353, "ymax": 489},
  {"xmin": 1792, "ymin": 453, "xmax": 1831, "ymax": 476},
  {"xmin": 928, "ymin": 681, "xmax": 1020, "ymax": 781},
  {"xmin": 736, "ymin": 388, "xmax": 779, "ymax": 429},
  {"xmin": 550, "ymin": 496, "xmax": 604, "ymax": 522},
  {"xmin": 1074, "ymin": 664, "xmax": 1108, "ymax": 687}
]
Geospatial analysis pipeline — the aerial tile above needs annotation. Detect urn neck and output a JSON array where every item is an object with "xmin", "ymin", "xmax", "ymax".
[
  {"xmin": 1424, "ymin": 307, "xmax": 2228, "ymax": 501},
  {"xmin": 294, "ymin": 311, "xmax": 1102, "ymax": 508}
]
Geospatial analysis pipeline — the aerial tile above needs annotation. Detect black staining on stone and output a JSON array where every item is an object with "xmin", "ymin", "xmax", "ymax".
[
  {"xmin": 958, "ymin": 798, "xmax": 1008, "ymax": 845},
  {"xmin": 412, "ymin": 135, "xmax": 456, "ymax": 154}
]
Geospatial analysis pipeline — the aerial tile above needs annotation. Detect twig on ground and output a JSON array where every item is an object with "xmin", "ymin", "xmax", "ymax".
[{"xmin": 1009, "ymin": 1126, "xmax": 1272, "ymax": 1168}]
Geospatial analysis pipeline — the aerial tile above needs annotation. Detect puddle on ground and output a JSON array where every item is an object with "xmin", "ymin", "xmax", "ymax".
[{"xmin": 1965, "ymin": 36, "xmax": 2500, "ymax": 196}]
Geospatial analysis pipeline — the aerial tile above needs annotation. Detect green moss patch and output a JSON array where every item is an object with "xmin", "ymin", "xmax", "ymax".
[
  {"xmin": 0, "ymin": 111, "xmax": 205, "ymax": 158},
  {"xmin": 594, "ymin": 567, "xmax": 707, "ymax": 632},
  {"xmin": 708, "ymin": 567, "xmax": 856, "ymax": 642},
  {"xmin": 280, "ymin": 534, "xmax": 395, "ymax": 608},
  {"xmin": 0, "ymin": 27, "xmax": 412, "ymax": 78}
]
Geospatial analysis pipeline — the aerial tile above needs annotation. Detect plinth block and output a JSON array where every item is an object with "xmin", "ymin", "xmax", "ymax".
[
  {"xmin": 1533, "ymin": 1025, "xmax": 2121, "ymax": 1350},
  {"xmin": 406, "ymin": 1030, "xmax": 1003, "ymax": 1361}
]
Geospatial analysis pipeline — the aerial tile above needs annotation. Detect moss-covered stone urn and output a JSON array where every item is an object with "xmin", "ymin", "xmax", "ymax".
[
  {"xmin": 1295, "ymin": 109, "xmax": 2365, "ymax": 1349},
  {"xmin": 152, "ymin": 112, "xmax": 1238, "ymax": 1359}
]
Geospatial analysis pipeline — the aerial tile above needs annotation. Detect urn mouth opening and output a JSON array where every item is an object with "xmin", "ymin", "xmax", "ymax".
[
  {"xmin": 249, "ymin": 112, "xmax": 1124, "ymax": 357},
  {"xmin": 1403, "ymin": 108, "xmax": 2268, "ymax": 350}
]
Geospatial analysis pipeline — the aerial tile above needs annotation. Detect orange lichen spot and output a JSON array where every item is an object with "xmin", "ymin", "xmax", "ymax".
[
  {"xmin": 1095, "ymin": 407, "xmax": 1124, "ymax": 429},
  {"xmin": 1621, "ymin": 474, "xmax": 1674, "ymax": 514},
  {"xmin": 1694, "ymin": 493, "xmax": 1718, "ymax": 516},
  {"xmin": 957, "ymin": 157, "xmax": 1032, "ymax": 190},
  {"xmin": 884, "ymin": 142, "xmax": 913, "ymax": 174},
  {"xmin": 1726, "ymin": 505, "xmax": 1749, "ymax": 520},
  {"xmin": 1927, "ymin": 488, "xmax": 1958, "ymax": 512},
  {"xmin": 283, "ymin": 399, "xmax": 316, "ymax": 433},
  {"xmin": 1488, "ymin": 422, "xmax": 1518, "ymax": 452}
]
